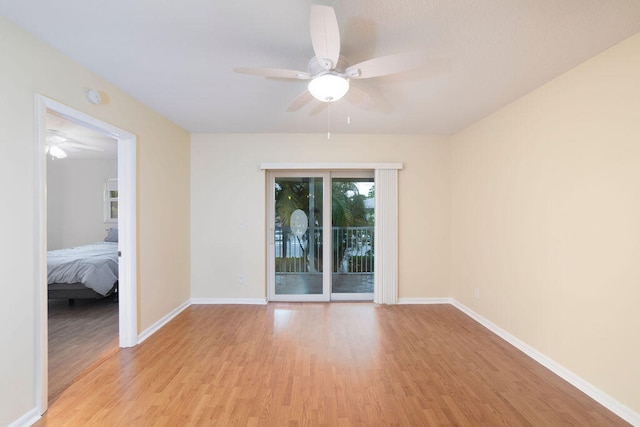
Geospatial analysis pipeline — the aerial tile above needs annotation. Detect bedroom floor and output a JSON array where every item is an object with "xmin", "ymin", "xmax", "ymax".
[{"xmin": 48, "ymin": 295, "xmax": 119, "ymax": 403}]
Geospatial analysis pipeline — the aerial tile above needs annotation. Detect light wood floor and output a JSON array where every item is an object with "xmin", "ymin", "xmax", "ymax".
[
  {"xmin": 48, "ymin": 296, "xmax": 119, "ymax": 403},
  {"xmin": 38, "ymin": 303, "xmax": 628, "ymax": 426}
]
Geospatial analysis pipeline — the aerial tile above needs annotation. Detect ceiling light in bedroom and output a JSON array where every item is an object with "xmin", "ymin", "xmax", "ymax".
[
  {"xmin": 308, "ymin": 73, "xmax": 349, "ymax": 102},
  {"xmin": 48, "ymin": 145, "xmax": 67, "ymax": 159}
]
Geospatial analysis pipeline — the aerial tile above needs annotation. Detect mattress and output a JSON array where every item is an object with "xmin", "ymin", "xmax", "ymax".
[{"xmin": 47, "ymin": 241, "xmax": 119, "ymax": 296}]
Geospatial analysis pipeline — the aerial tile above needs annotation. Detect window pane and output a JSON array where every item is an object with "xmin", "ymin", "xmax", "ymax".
[{"xmin": 110, "ymin": 201, "xmax": 118, "ymax": 219}]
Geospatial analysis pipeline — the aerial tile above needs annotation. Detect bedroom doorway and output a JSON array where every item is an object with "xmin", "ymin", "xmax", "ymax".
[
  {"xmin": 35, "ymin": 95, "xmax": 137, "ymax": 413},
  {"xmin": 45, "ymin": 110, "xmax": 120, "ymax": 403}
]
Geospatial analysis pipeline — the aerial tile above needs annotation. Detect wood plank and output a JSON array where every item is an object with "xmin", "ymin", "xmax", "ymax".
[
  {"xmin": 38, "ymin": 303, "xmax": 630, "ymax": 426},
  {"xmin": 48, "ymin": 296, "xmax": 119, "ymax": 403}
]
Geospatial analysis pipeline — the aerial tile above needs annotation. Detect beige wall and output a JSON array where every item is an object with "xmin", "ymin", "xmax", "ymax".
[
  {"xmin": 0, "ymin": 16, "xmax": 190, "ymax": 425},
  {"xmin": 190, "ymin": 134, "xmax": 451, "ymax": 301},
  {"xmin": 451, "ymin": 33, "xmax": 640, "ymax": 413}
]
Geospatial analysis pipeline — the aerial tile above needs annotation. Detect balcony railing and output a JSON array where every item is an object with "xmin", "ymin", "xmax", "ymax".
[{"xmin": 275, "ymin": 226, "xmax": 374, "ymax": 274}]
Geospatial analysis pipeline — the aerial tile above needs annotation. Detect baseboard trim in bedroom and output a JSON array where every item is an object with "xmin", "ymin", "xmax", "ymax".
[
  {"xmin": 137, "ymin": 300, "xmax": 191, "ymax": 345},
  {"xmin": 8, "ymin": 407, "xmax": 39, "ymax": 427},
  {"xmin": 191, "ymin": 298, "xmax": 268, "ymax": 305},
  {"xmin": 449, "ymin": 300, "xmax": 640, "ymax": 426}
]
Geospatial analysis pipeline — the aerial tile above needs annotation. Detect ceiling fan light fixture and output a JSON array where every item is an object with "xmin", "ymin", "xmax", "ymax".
[
  {"xmin": 48, "ymin": 145, "xmax": 67, "ymax": 159},
  {"xmin": 308, "ymin": 74, "xmax": 349, "ymax": 102}
]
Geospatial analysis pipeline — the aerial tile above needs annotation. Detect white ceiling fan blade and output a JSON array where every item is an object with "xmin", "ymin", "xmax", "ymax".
[
  {"xmin": 67, "ymin": 130, "xmax": 116, "ymax": 142},
  {"xmin": 286, "ymin": 90, "xmax": 314, "ymax": 112},
  {"xmin": 309, "ymin": 102, "xmax": 327, "ymax": 116},
  {"xmin": 234, "ymin": 67, "xmax": 311, "ymax": 80},
  {"xmin": 347, "ymin": 85, "xmax": 377, "ymax": 110},
  {"xmin": 348, "ymin": 82, "xmax": 394, "ymax": 113},
  {"xmin": 346, "ymin": 51, "xmax": 435, "ymax": 79},
  {"xmin": 60, "ymin": 145, "xmax": 81, "ymax": 153},
  {"xmin": 310, "ymin": 5, "xmax": 340, "ymax": 70},
  {"xmin": 63, "ymin": 141, "xmax": 104, "ymax": 151}
]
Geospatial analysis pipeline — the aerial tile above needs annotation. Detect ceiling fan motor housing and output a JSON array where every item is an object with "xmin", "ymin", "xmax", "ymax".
[{"xmin": 307, "ymin": 55, "xmax": 349, "ymax": 77}]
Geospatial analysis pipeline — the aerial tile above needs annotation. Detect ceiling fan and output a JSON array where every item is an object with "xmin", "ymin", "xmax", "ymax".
[
  {"xmin": 46, "ymin": 129, "xmax": 104, "ymax": 159},
  {"xmin": 234, "ymin": 5, "xmax": 433, "ymax": 112}
]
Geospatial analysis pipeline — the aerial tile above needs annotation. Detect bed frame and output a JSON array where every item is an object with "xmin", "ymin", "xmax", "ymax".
[{"xmin": 48, "ymin": 282, "xmax": 118, "ymax": 304}]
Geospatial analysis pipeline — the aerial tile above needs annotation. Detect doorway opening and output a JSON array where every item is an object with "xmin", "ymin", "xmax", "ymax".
[
  {"xmin": 267, "ymin": 170, "xmax": 375, "ymax": 301},
  {"xmin": 35, "ymin": 95, "xmax": 137, "ymax": 414},
  {"xmin": 45, "ymin": 111, "xmax": 121, "ymax": 403}
]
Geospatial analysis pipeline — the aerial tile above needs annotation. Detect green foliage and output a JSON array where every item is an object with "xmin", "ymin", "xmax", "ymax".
[
  {"xmin": 331, "ymin": 181, "xmax": 372, "ymax": 227},
  {"xmin": 275, "ymin": 180, "xmax": 310, "ymax": 226},
  {"xmin": 275, "ymin": 178, "xmax": 373, "ymax": 228}
]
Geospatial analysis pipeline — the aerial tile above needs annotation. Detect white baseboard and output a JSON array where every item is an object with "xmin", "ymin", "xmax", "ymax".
[
  {"xmin": 450, "ymin": 300, "xmax": 640, "ymax": 426},
  {"xmin": 8, "ymin": 407, "xmax": 39, "ymax": 427},
  {"xmin": 137, "ymin": 299, "xmax": 191, "ymax": 344},
  {"xmin": 191, "ymin": 298, "xmax": 268, "ymax": 305},
  {"xmin": 397, "ymin": 297, "xmax": 453, "ymax": 304}
]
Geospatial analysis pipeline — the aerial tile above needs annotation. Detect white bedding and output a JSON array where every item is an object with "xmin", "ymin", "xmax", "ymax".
[{"xmin": 47, "ymin": 242, "xmax": 119, "ymax": 296}]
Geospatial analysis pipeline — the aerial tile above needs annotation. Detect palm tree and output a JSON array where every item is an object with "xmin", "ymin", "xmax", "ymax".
[
  {"xmin": 275, "ymin": 180, "xmax": 307, "ymax": 226},
  {"xmin": 332, "ymin": 181, "xmax": 371, "ymax": 227},
  {"xmin": 275, "ymin": 178, "xmax": 321, "ymax": 272},
  {"xmin": 330, "ymin": 181, "xmax": 374, "ymax": 272},
  {"xmin": 331, "ymin": 181, "xmax": 356, "ymax": 226},
  {"xmin": 276, "ymin": 180, "xmax": 305, "ymax": 264}
]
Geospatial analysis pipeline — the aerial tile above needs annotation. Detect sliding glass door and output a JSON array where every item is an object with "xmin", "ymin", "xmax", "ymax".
[
  {"xmin": 268, "ymin": 172, "xmax": 330, "ymax": 301},
  {"xmin": 267, "ymin": 171, "xmax": 374, "ymax": 301},
  {"xmin": 331, "ymin": 174, "xmax": 374, "ymax": 300}
]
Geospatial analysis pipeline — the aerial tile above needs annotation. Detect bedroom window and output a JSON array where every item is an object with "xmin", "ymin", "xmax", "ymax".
[{"xmin": 104, "ymin": 178, "xmax": 118, "ymax": 223}]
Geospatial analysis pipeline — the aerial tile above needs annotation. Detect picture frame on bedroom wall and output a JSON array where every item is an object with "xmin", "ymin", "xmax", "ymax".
[{"xmin": 104, "ymin": 178, "xmax": 118, "ymax": 223}]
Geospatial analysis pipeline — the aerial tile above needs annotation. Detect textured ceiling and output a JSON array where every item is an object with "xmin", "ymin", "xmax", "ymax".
[{"xmin": 2, "ymin": 0, "xmax": 640, "ymax": 134}]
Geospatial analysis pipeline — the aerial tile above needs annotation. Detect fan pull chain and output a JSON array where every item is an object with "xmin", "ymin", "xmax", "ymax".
[{"xmin": 327, "ymin": 102, "xmax": 331, "ymax": 139}]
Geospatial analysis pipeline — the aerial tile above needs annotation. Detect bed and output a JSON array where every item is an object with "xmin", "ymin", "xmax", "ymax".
[{"xmin": 47, "ymin": 228, "xmax": 119, "ymax": 301}]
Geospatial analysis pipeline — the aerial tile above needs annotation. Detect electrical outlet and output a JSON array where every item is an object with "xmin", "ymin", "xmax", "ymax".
[
  {"xmin": 474, "ymin": 288, "xmax": 480, "ymax": 300},
  {"xmin": 238, "ymin": 275, "xmax": 244, "ymax": 284}
]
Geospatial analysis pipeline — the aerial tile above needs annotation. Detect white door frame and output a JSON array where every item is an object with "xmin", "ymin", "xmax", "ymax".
[{"xmin": 34, "ymin": 95, "xmax": 138, "ymax": 414}]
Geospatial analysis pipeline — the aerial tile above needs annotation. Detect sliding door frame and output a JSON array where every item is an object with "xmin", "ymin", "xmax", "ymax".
[{"xmin": 262, "ymin": 162, "xmax": 402, "ymax": 304}]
